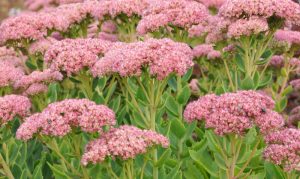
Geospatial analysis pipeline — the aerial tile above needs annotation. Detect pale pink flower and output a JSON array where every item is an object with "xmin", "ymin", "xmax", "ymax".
[
  {"xmin": 0, "ymin": 95, "xmax": 31, "ymax": 124},
  {"xmin": 101, "ymin": 20, "xmax": 117, "ymax": 33},
  {"xmin": 91, "ymin": 0, "xmax": 152, "ymax": 20},
  {"xmin": 0, "ymin": 60, "xmax": 25, "ymax": 87},
  {"xmin": 184, "ymin": 90, "xmax": 281, "ymax": 135},
  {"xmin": 0, "ymin": 47, "xmax": 17, "ymax": 58},
  {"xmin": 189, "ymin": 79, "xmax": 200, "ymax": 93},
  {"xmin": 81, "ymin": 125, "xmax": 169, "ymax": 165},
  {"xmin": 193, "ymin": 44, "xmax": 221, "ymax": 59},
  {"xmin": 92, "ymin": 38, "xmax": 193, "ymax": 80},
  {"xmin": 16, "ymin": 99, "xmax": 115, "ymax": 140},
  {"xmin": 137, "ymin": 0, "xmax": 209, "ymax": 34},
  {"xmin": 264, "ymin": 128, "xmax": 300, "ymax": 171},
  {"xmin": 227, "ymin": 17, "xmax": 269, "ymax": 38},
  {"xmin": 97, "ymin": 32, "xmax": 119, "ymax": 42},
  {"xmin": 207, "ymin": 50, "xmax": 221, "ymax": 59},
  {"xmin": 24, "ymin": 0, "xmax": 84, "ymax": 11},
  {"xmin": 44, "ymin": 38, "xmax": 111, "ymax": 75},
  {"xmin": 196, "ymin": 0, "xmax": 226, "ymax": 8},
  {"xmin": 14, "ymin": 69, "xmax": 63, "ymax": 89},
  {"xmin": 29, "ymin": 37, "xmax": 58, "ymax": 54},
  {"xmin": 219, "ymin": 0, "xmax": 300, "ymax": 26},
  {"xmin": 22, "ymin": 83, "xmax": 49, "ymax": 96},
  {"xmin": 275, "ymin": 30, "xmax": 300, "ymax": 45}
]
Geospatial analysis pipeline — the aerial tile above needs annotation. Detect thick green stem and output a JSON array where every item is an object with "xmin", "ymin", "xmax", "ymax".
[{"xmin": 0, "ymin": 153, "xmax": 14, "ymax": 179}]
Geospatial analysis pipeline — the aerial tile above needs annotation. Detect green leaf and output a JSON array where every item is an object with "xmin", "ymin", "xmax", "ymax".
[
  {"xmin": 156, "ymin": 149, "xmax": 172, "ymax": 167},
  {"xmin": 170, "ymin": 119, "xmax": 186, "ymax": 139},
  {"xmin": 182, "ymin": 68, "xmax": 193, "ymax": 82},
  {"xmin": 241, "ymin": 76, "xmax": 255, "ymax": 90},
  {"xmin": 47, "ymin": 83, "xmax": 59, "ymax": 103},
  {"xmin": 164, "ymin": 162, "xmax": 182, "ymax": 179},
  {"xmin": 47, "ymin": 163, "xmax": 71, "ymax": 179},
  {"xmin": 183, "ymin": 121, "xmax": 197, "ymax": 140},
  {"xmin": 177, "ymin": 86, "xmax": 191, "ymax": 105},
  {"xmin": 280, "ymin": 68, "xmax": 288, "ymax": 77},
  {"xmin": 258, "ymin": 73, "xmax": 272, "ymax": 88},
  {"xmin": 253, "ymin": 72, "xmax": 260, "ymax": 88},
  {"xmin": 265, "ymin": 162, "xmax": 284, "ymax": 179},
  {"xmin": 244, "ymin": 127, "xmax": 257, "ymax": 145},
  {"xmin": 189, "ymin": 150, "xmax": 218, "ymax": 177},
  {"xmin": 33, "ymin": 163, "xmax": 44, "ymax": 179},
  {"xmin": 110, "ymin": 95, "xmax": 121, "ymax": 112},
  {"xmin": 166, "ymin": 96, "xmax": 179, "ymax": 117},
  {"xmin": 235, "ymin": 54, "xmax": 245, "ymax": 72},
  {"xmin": 25, "ymin": 61, "xmax": 37, "ymax": 70},
  {"xmin": 92, "ymin": 92, "xmax": 105, "ymax": 104},
  {"xmin": 281, "ymin": 85, "xmax": 293, "ymax": 97}
]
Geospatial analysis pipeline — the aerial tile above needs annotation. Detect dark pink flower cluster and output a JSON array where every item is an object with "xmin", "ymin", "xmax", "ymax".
[
  {"xmin": 288, "ymin": 106, "xmax": 300, "ymax": 127},
  {"xmin": 44, "ymin": 38, "xmax": 111, "ymax": 75},
  {"xmin": 24, "ymin": 0, "xmax": 84, "ymax": 11},
  {"xmin": 184, "ymin": 90, "xmax": 284, "ymax": 135},
  {"xmin": 0, "ymin": 95, "xmax": 31, "ymax": 124},
  {"xmin": 291, "ymin": 79, "xmax": 300, "ymax": 91},
  {"xmin": 92, "ymin": 38, "xmax": 194, "ymax": 80},
  {"xmin": 81, "ymin": 125, "xmax": 169, "ymax": 165},
  {"xmin": 227, "ymin": 16, "xmax": 269, "ymax": 38},
  {"xmin": 137, "ymin": 0, "xmax": 209, "ymax": 34},
  {"xmin": 16, "ymin": 99, "xmax": 116, "ymax": 140},
  {"xmin": 264, "ymin": 128, "xmax": 300, "ymax": 171},
  {"xmin": 0, "ymin": 1, "xmax": 95, "ymax": 44},
  {"xmin": 193, "ymin": 44, "xmax": 221, "ymax": 59},
  {"xmin": 275, "ymin": 30, "xmax": 300, "ymax": 45},
  {"xmin": 219, "ymin": 0, "xmax": 300, "ymax": 26},
  {"xmin": 270, "ymin": 55, "xmax": 284, "ymax": 68}
]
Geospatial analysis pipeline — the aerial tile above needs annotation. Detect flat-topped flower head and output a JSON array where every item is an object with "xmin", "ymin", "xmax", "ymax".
[
  {"xmin": 219, "ymin": 0, "xmax": 300, "ymax": 26},
  {"xmin": 0, "ymin": 2, "xmax": 95, "ymax": 44},
  {"xmin": 14, "ymin": 69, "xmax": 63, "ymax": 89},
  {"xmin": 196, "ymin": 0, "xmax": 226, "ymax": 9},
  {"xmin": 227, "ymin": 16, "xmax": 269, "ymax": 38},
  {"xmin": 275, "ymin": 30, "xmax": 300, "ymax": 45},
  {"xmin": 16, "ymin": 99, "xmax": 115, "ymax": 140},
  {"xmin": 29, "ymin": 37, "xmax": 58, "ymax": 54},
  {"xmin": 44, "ymin": 38, "xmax": 111, "ymax": 75},
  {"xmin": 270, "ymin": 55, "xmax": 284, "ymax": 68},
  {"xmin": 81, "ymin": 125, "xmax": 169, "ymax": 165},
  {"xmin": 24, "ymin": 0, "xmax": 84, "ymax": 11},
  {"xmin": 137, "ymin": 0, "xmax": 209, "ymax": 34},
  {"xmin": 0, "ymin": 95, "xmax": 31, "ymax": 124},
  {"xmin": 184, "ymin": 90, "xmax": 282, "ymax": 135},
  {"xmin": 91, "ymin": 0, "xmax": 152, "ymax": 20},
  {"xmin": 290, "ymin": 79, "xmax": 300, "ymax": 91},
  {"xmin": 22, "ymin": 83, "xmax": 49, "ymax": 96},
  {"xmin": 264, "ymin": 128, "xmax": 300, "ymax": 171},
  {"xmin": 92, "ymin": 38, "xmax": 193, "ymax": 80},
  {"xmin": 0, "ymin": 60, "xmax": 25, "ymax": 88}
]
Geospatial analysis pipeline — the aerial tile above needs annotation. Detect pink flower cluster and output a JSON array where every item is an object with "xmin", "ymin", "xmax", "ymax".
[
  {"xmin": 24, "ymin": 0, "xmax": 84, "ymax": 11},
  {"xmin": 0, "ymin": 95, "xmax": 31, "ymax": 124},
  {"xmin": 219, "ymin": 0, "xmax": 300, "ymax": 26},
  {"xmin": 184, "ymin": 90, "xmax": 284, "ymax": 135},
  {"xmin": 188, "ymin": 15, "xmax": 231, "ymax": 43},
  {"xmin": 29, "ymin": 37, "xmax": 58, "ymax": 54},
  {"xmin": 291, "ymin": 79, "xmax": 300, "ymax": 91},
  {"xmin": 14, "ymin": 69, "xmax": 63, "ymax": 89},
  {"xmin": 193, "ymin": 44, "xmax": 221, "ymax": 59},
  {"xmin": 0, "ymin": 1, "xmax": 95, "ymax": 44},
  {"xmin": 275, "ymin": 30, "xmax": 300, "ymax": 45},
  {"xmin": 227, "ymin": 17, "xmax": 269, "ymax": 38},
  {"xmin": 0, "ymin": 47, "xmax": 17, "ymax": 58},
  {"xmin": 22, "ymin": 83, "xmax": 49, "ymax": 96},
  {"xmin": 288, "ymin": 106, "xmax": 300, "ymax": 127},
  {"xmin": 16, "ymin": 99, "xmax": 116, "ymax": 140},
  {"xmin": 264, "ymin": 128, "xmax": 300, "ymax": 171},
  {"xmin": 196, "ymin": 0, "xmax": 226, "ymax": 8},
  {"xmin": 81, "ymin": 125, "xmax": 169, "ymax": 165},
  {"xmin": 270, "ymin": 55, "xmax": 284, "ymax": 68},
  {"xmin": 91, "ymin": 0, "xmax": 152, "ymax": 20},
  {"xmin": 88, "ymin": 21, "xmax": 119, "ymax": 42},
  {"xmin": 92, "ymin": 38, "xmax": 194, "ymax": 80},
  {"xmin": 44, "ymin": 38, "xmax": 111, "ymax": 75},
  {"xmin": 137, "ymin": 0, "xmax": 209, "ymax": 34},
  {"xmin": 0, "ymin": 59, "xmax": 25, "ymax": 88}
]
